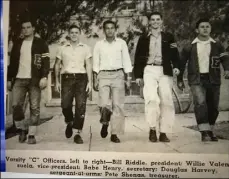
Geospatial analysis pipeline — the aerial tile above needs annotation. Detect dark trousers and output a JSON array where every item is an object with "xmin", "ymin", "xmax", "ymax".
[
  {"xmin": 61, "ymin": 73, "xmax": 88, "ymax": 130},
  {"xmin": 12, "ymin": 78, "xmax": 41, "ymax": 135},
  {"xmin": 190, "ymin": 74, "xmax": 220, "ymax": 131}
]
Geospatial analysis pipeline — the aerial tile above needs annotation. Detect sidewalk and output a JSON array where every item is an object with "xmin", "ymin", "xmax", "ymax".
[{"xmin": 6, "ymin": 111, "xmax": 229, "ymax": 154}]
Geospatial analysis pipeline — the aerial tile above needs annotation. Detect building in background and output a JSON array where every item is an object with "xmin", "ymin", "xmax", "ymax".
[{"xmin": 6, "ymin": 0, "xmax": 229, "ymax": 116}]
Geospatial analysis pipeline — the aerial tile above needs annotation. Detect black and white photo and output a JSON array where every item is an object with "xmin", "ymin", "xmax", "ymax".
[{"xmin": 3, "ymin": 0, "xmax": 229, "ymax": 178}]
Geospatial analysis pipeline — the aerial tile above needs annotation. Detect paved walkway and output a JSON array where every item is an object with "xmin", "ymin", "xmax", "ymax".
[{"xmin": 6, "ymin": 111, "xmax": 229, "ymax": 154}]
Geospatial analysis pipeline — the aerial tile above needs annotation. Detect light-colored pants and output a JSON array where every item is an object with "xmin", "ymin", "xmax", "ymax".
[
  {"xmin": 143, "ymin": 65, "xmax": 175, "ymax": 133},
  {"xmin": 98, "ymin": 70, "xmax": 125, "ymax": 135}
]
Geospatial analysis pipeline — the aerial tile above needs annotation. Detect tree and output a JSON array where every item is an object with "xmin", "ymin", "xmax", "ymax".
[
  {"xmin": 161, "ymin": 0, "xmax": 229, "ymax": 46},
  {"xmin": 9, "ymin": 0, "xmax": 125, "ymax": 44},
  {"xmin": 9, "ymin": 0, "xmax": 229, "ymax": 49}
]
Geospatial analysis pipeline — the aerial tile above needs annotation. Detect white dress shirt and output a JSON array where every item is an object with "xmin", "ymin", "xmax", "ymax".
[
  {"xmin": 191, "ymin": 37, "xmax": 216, "ymax": 73},
  {"xmin": 93, "ymin": 37, "xmax": 132, "ymax": 74},
  {"xmin": 56, "ymin": 42, "xmax": 92, "ymax": 74},
  {"xmin": 148, "ymin": 33, "xmax": 162, "ymax": 65},
  {"xmin": 17, "ymin": 40, "xmax": 33, "ymax": 78}
]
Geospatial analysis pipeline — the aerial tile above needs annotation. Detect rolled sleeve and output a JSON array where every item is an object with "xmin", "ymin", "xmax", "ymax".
[
  {"xmin": 122, "ymin": 41, "xmax": 132, "ymax": 73},
  {"xmin": 93, "ymin": 42, "xmax": 100, "ymax": 74}
]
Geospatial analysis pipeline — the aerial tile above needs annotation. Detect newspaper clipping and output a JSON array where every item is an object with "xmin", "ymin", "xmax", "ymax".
[{"xmin": 3, "ymin": 0, "xmax": 229, "ymax": 178}]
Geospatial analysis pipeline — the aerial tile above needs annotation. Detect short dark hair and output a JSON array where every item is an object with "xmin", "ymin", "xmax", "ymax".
[
  {"xmin": 103, "ymin": 20, "xmax": 116, "ymax": 29},
  {"xmin": 196, "ymin": 18, "xmax": 211, "ymax": 28},
  {"xmin": 148, "ymin": 12, "xmax": 163, "ymax": 20},
  {"xmin": 20, "ymin": 18, "xmax": 36, "ymax": 27},
  {"xmin": 68, "ymin": 24, "xmax": 81, "ymax": 33}
]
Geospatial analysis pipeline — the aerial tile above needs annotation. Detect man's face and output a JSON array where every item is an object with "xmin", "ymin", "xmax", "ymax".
[
  {"xmin": 149, "ymin": 15, "xmax": 162, "ymax": 30},
  {"xmin": 196, "ymin": 22, "xmax": 211, "ymax": 37},
  {"xmin": 21, "ymin": 22, "xmax": 34, "ymax": 37},
  {"xmin": 104, "ymin": 23, "xmax": 116, "ymax": 38},
  {"xmin": 69, "ymin": 28, "xmax": 80, "ymax": 42}
]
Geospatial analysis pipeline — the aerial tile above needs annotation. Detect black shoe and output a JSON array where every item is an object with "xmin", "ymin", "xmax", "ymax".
[
  {"xmin": 149, "ymin": 129, "xmax": 157, "ymax": 142},
  {"xmin": 159, "ymin": 133, "xmax": 170, "ymax": 142},
  {"xmin": 201, "ymin": 131, "xmax": 211, "ymax": 142},
  {"xmin": 18, "ymin": 130, "xmax": 27, "ymax": 143},
  {"xmin": 100, "ymin": 124, "xmax": 109, "ymax": 138},
  {"xmin": 65, "ymin": 123, "xmax": 73, "ymax": 138},
  {"xmin": 110, "ymin": 134, "xmax": 120, "ymax": 143},
  {"xmin": 208, "ymin": 131, "xmax": 218, "ymax": 142},
  {"xmin": 27, "ymin": 135, "xmax": 36, "ymax": 144},
  {"xmin": 74, "ymin": 134, "xmax": 83, "ymax": 144}
]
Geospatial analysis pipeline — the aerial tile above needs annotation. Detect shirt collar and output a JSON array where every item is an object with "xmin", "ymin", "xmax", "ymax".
[
  {"xmin": 191, "ymin": 37, "xmax": 216, "ymax": 44},
  {"xmin": 148, "ymin": 30, "xmax": 162, "ymax": 37},
  {"xmin": 103, "ymin": 37, "xmax": 117, "ymax": 42},
  {"xmin": 65, "ymin": 41, "xmax": 84, "ymax": 47}
]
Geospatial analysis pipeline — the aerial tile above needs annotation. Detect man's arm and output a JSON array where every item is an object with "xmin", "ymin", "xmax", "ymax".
[
  {"xmin": 133, "ymin": 36, "xmax": 144, "ymax": 86},
  {"xmin": 219, "ymin": 44, "xmax": 229, "ymax": 79},
  {"xmin": 7, "ymin": 42, "xmax": 16, "ymax": 91},
  {"xmin": 177, "ymin": 45, "xmax": 190, "ymax": 90},
  {"xmin": 54, "ymin": 58, "xmax": 61, "ymax": 84},
  {"xmin": 121, "ymin": 40, "xmax": 132, "ymax": 89},
  {"xmin": 7, "ymin": 41, "xmax": 17, "ymax": 82},
  {"xmin": 121, "ymin": 41, "xmax": 132, "ymax": 75},
  {"xmin": 92, "ymin": 42, "xmax": 100, "ymax": 91},
  {"xmin": 169, "ymin": 34, "xmax": 180, "ymax": 71},
  {"xmin": 41, "ymin": 41, "xmax": 50, "ymax": 78},
  {"xmin": 92, "ymin": 42, "xmax": 100, "ymax": 75},
  {"xmin": 39, "ymin": 40, "xmax": 50, "ymax": 89},
  {"xmin": 85, "ymin": 56, "xmax": 92, "ymax": 94},
  {"xmin": 93, "ymin": 72, "xmax": 98, "ymax": 91},
  {"xmin": 85, "ymin": 46, "xmax": 93, "ymax": 86},
  {"xmin": 54, "ymin": 57, "xmax": 61, "ymax": 92},
  {"xmin": 178, "ymin": 44, "xmax": 191, "ymax": 80},
  {"xmin": 86, "ymin": 57, "xmax": 92, "ymax": 84},
  {"xmin": 133, "ymin": 36, "xmax": 141, "ymax": 78}
]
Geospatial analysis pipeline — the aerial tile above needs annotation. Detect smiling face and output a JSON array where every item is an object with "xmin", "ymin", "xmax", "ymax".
[
  {"xmin": 196, "ymin": 22, "xmax": 211, "ymax": 37},
  {"xmin": 21, "ymin": 22, "xmax": 34, "ymax": 37},
  {"xmin": 69, "ymin": 27, "xmax": 80, "ymax": 42},
  {"xmin": 149, "ymin": 14, "xmax": 163, "ymax": 30}
]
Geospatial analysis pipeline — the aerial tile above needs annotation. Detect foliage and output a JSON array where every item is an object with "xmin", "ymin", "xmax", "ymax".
[
  {"xmin": 9, "ymin": 0, "xmax": 124, "ymax": 44},
  {"xmin": 9, "ymin": 0, "xmax": 229, "ymax": 49},
  {"xmin": 161, "ymin": 0, "xmax": 229, "ymax": 47}
]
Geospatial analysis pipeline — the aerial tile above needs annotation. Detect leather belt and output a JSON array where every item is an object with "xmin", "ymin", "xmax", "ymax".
[
  {"xmin": 147, "ymin": 63, "xmax": 162, "ymax": 66},
  {"xmin": 200, "ymin": 73, "xmax": 209, "ymax": 77},
  {"xmin": 62, "ymin": 73, "xmax": 86, "ymax": 78},
  {"xmin": 100, "ymin": 68, "xmax": 123, "ymax": 72}
]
